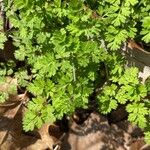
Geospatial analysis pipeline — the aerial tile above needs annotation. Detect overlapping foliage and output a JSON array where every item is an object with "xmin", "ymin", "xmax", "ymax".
[{"xmin": 1, "ymin": 0, "xmax": 150, "ymax": 143}]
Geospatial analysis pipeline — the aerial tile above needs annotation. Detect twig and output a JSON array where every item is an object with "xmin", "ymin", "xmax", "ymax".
[{"xmin": 53, "ymin": 145, "xmax": 60, "ymax": 150}]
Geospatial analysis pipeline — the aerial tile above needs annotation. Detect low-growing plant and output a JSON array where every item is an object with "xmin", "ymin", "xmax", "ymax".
[{"xmin": 0, "ymin": 0, "xmax": 150, "ymax": 143}]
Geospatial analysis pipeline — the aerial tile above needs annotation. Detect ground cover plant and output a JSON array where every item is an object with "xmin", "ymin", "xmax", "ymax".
[{"xmin": 1, "ymin": 0, "xmax": 150, "ymax": 144}]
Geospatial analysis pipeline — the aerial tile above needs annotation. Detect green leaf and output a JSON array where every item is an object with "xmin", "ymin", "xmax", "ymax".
[
  {"xmin": 99, "ymin": 98, "xmax": 118, "ymax": 114},
  {"xmin": 106, "ymin": 29, "xmax": 128, "ymax": 50},
  {"xmin": 126, "ymin": 103, "xmax": 148, "ymax": 128},
  {"xmin": 141, "ymin": 31, "xmax": 150, "ymax": 43},
  {"xmin": 36, "ymin": 32, "xmax": 47, "ymax": 44},
  {"xmin": 142, "ymin": 17, "xmax": 150, "ymax": 29},
  {"xmin": 14, "ymin": 47, "xmax": 26, "ymax": 61},
  {"xmin": 0, "ymin": 92, "xmax": 9, "ymax": 103},
  {"xmin": 53, "ymin": 96, "xmax": 74, "ymax": 119},
  {"xmin": 144, "ymin": 131, "xmax": 150, "ymax": 144},
  {"xmin": 112, "ymin": 14, "xmax": 126, "ymax": 26},
  {"xmin": 125, "ymin": 0, "xmax": 138, "ymax": 6},
  {"xmin": 27, "ymin": 79, "xmax": 45, "ymax": 96},
  {"xmin": 15, "ymin": 69, "xmax": 29, "ymax": 87},
  {"xmin": 118, "ymin": 67, "xmax": 139, "ymax": 85},
  {"xmin": 23, "ymin": 97, "xmax": 55, "ymax": 131},
  {"xmin": 14, "ymin": 0, "xmax": 29, "ymax": 9},
  {"xmin": 141, "ymin": 17, "xmax": 150, "ymax": 43}
]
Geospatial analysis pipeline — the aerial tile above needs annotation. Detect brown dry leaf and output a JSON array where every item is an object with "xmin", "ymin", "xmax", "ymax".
[
  {"xmin": 0, "ymin": 92, "xmax": 29, "ymax": 146},
  {"xmin": 38, "ymin": 123, "xmax": 58, "ymax": 150},
  {"xmin": 62, "ymin": 112, "xmax": 132, "ymax": 150},
  {"xmin": 127, "ymin": 40, "xmax": 146, "ymax": 53},
  {"xmin": 0, "ymin": 102, "xmax": 22, "ymax": 145},
  {"xmin": 9, "ymin": 91, "xmax": 29, "ymax": 103},
  {"xmin": 0, "ymin": 104, "xmax": 49, "ymax": 150},
  {"xmin": 0, "ymin": 90, "xmax": 61, "ymax": 150},
  {"xmin": 24, "ymin": 139, "xmax": 51, "ymax": 150}
]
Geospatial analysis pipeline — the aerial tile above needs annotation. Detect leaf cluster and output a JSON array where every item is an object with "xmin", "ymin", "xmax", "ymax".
[{"xmin": 1, "ymin": 0, "xmax": 150, "ymax": 143}]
